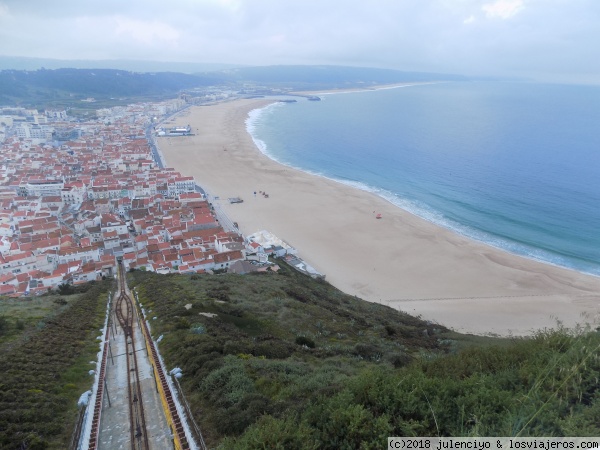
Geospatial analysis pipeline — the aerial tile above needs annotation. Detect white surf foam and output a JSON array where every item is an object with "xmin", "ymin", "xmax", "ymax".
[{"xmin": 245, "ymin": 100, "xmax": 600, "ymax": 277}]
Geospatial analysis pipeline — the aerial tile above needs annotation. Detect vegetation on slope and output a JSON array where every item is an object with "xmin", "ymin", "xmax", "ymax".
[
  {"xmin": 220, "ymin": 329, "xmax": 600, "ymax": 449},
  {"xmin": 0, "ymin": 68, "xmax": 220, "ymax": 108},
  {"xmin": 127, "ymin": 263, "xmax": 598, "ymax": 447},
  {"xmin": 0, "ymin": 281, "xmax": 111, "ymax": 449},
  {"xmin": 128, "ymin": 263, "xmax": 450, "ymax": 446}
]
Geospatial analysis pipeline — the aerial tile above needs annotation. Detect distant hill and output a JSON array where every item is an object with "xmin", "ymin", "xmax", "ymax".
[
  {"xmin": 0, "ymin": 68, "xmax": 221, "ymax": 107},
  {"xmin": 0, "ymin": 64, "xmax": 468, "ymax": 108},
  {"xmin": 220, "ymin": 64, "xmax": 467, "ymax": 88},
  {"xmin": 0, "ymin": 56, "xmax": 243, "ymax": 73}
]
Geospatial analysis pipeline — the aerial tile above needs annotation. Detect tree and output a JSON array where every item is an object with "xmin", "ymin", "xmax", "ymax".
[{"xmin": 57, "ymin": 283, "xmax": 75, "ymax": 295}]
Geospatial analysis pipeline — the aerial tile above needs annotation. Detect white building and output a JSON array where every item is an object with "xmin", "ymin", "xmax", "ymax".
[
  {"xmin": 246, "ymin": 230, "xmax": 297, "ymax": 257},
  {"xmin": 15, "ymin": 124, "xmax": 54, "ymax": 142},
  {"xmin": 61, "ymin": 182, "xmax": 87, "ymax": 204},
  {"xmin": 167, "ymin": 176, "xmax": 196, "ymax": 196},
  {"xmin": 24, "ymin": 180, "xmax": 64, "ymax": 197}
]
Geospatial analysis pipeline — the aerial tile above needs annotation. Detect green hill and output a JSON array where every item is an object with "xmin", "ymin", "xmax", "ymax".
[
  {"xmin": 0, "ymin": 68, "xmax": 220, "ymax": 108},
  {"xmin": 128, "ymin": 263, "xmax": 600, "ymax": 448},
  {"xmin": 1, "ymin": 264, "xmax": 598, "ymax": 448}
]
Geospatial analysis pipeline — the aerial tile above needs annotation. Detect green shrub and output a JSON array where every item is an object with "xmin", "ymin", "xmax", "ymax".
[
  {"xmin": 214, "ymin": 393, "xmax": 273, "ymax": 436},
  {"xmin": 174, "ymin": 317, "xmax": 191, "ymax": 330},
  {"xmin": 202, "ymin": 356, "xmax": 255, "ymax": 407},
  {"xmin": 386, "ymin": 351, "xmax": 412, "ymax": 368},
  {"xmin": 353, "ymin": 343, "xmax": 383, "ymax": 360},
  {"xmin": 223, "ymin": 340, "xmax": 254, "ymax": 355},
  {"xmin": 189, "ymin": 323, "xmax": 206, "ymax": 334},
  {"xmin": 220, "ymin": 415, "xmax": 318, "ymax": 449},
  {"xmin": 254, "ymin": 340, "xmax": 294, "ymax": 359},
  {"xmin": 57, "ymin": 283, "xmax": 75, "ymax": 295},
  {"xmin": 295, "ymin": 336, "xmax": 316, "ymax": 348}
]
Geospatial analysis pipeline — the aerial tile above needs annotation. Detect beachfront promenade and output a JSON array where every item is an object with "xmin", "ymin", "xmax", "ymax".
[{"xmin": 205, "ymin": 194, "xmax": 239, "ymax": 233}]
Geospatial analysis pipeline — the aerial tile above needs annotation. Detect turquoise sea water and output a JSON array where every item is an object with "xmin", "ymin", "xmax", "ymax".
[{"xmin": 247, "ymin": 82, "xmax": 600, "ymax": 276}]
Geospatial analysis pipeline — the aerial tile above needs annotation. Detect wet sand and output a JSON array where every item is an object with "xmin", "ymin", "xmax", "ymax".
[{"xmin": 159, "ymin": 98, "xmax": 600, "ymax": 336}]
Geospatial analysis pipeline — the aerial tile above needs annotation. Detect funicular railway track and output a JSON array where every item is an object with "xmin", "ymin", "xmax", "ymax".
[
  {"xmin": 115, "ymin": 261, "xmax": 150, "ymax": 450},
  {"xmin": 85, "ymin": 260, "xmax": 195, "ymax": 450}
]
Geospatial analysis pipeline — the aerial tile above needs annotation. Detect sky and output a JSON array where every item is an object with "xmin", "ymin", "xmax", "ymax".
[{"xmin": 0, "ymin": 0, "xmax": 599, "ymax": 83}]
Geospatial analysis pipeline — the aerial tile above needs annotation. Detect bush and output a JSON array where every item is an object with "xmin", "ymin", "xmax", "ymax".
[
  {"xmin": 174, "ymin": 317, "xmax": 191, "ymax": 330},
  {"xmin": 386, "ymin": 351, "xmax": 412, "ymax": 368},
  {"xmin": 223, "ymin": 340, "xmax": 254, "ymax": 355},
  {"xmin": 57, "ymin": 283, "xmax": 75, "ymax": 295},
  {"xmin": 220, "ymin": 415, "xmax": 318, "ymax": 449},
  {"xmin": 353, "ymin": 343, "xmax": 383, "ymax": 360},
  {"xmin": 215, "ymin": 393, "xmax": 273, "ymax": 435},
  {"xmin": 295, "ymin": 336, "xmax": 315, "ymax": 348},
  {"xmin": 202, "ymin": 356, "xmax": 255, "ymax": 407},
  {"xmin": 254, "ymin": 340, "xmax": 294, "ymax": 359}
]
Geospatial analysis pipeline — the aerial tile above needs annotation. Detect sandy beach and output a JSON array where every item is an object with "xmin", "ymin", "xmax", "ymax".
[{"xmin": 159, "ymin": 98, "xmax": 600, "ymax": 336}]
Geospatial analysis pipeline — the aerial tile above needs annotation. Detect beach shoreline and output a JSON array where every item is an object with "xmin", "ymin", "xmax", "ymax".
[
  {"xmin": 159, "ymin": 97, "xmax": 600, "ymax": 336},
  {"xmin": 290, "ymin": 81, "xmax": 446, "ymax": 96}
]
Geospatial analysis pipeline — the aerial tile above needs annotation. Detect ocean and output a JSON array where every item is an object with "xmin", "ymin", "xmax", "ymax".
[{"xmin": 247, "ymin": 82, "xmax": 600, "ymax": 276}]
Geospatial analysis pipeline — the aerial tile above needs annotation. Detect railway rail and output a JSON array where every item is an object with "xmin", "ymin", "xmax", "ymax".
[
  {"xmin": 138, "ymin": 311, "xmax": 193, "ymax": 449},
  {"xmin": 115, "ymin": 260, "xmax": 150, "ymax": 450},
  {"xmin": 86, "ymin": 295, "xmax": 111, "ymax": 450},
  {"xmin": 85, "ymin": 260, "xmax": 196, "ymax": 450}
]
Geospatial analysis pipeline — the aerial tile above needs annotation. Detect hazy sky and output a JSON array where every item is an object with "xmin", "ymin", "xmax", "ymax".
[{"xmin": 0, "ymin": 0, "xmax": 598, "ymax": 82}]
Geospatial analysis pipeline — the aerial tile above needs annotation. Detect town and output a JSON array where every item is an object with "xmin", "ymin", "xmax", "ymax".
[{"xmin": 0, "ymin": 95, "xmax": 319, "ymax": 297}]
